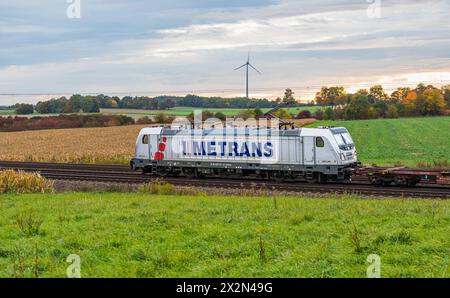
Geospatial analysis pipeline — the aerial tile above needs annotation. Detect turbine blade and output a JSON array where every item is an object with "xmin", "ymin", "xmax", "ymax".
[
  {"xmin": 248, "ymin": 63, "xmax": 261, "ymax": 74},
  {"xmin": 234, "ymin": 63, "xmax": 247, "ymax": 71}
]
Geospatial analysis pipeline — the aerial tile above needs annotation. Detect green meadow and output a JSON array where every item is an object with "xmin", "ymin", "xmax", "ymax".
[
  {"xmin": 0, "ymin": 193, "xmax": 448, "ymax": 278},
  {"xmin": 309, "ymin": 117, "xmax": 450, "ymax": 167},
  {"xmin": 0, "ymin": 109, "xmax": 16, "ymax": 116}
]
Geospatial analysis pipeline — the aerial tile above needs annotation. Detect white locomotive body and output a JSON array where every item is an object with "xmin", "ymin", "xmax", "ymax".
[{"xmin": 131, "ymin": 126, "xmax": 358, "ymax": 182}]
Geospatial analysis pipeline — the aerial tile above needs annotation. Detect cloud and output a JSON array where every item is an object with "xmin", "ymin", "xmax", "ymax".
[{"xmin": 0, "ymin": 0, "xmax": 449, "ymax": 105}]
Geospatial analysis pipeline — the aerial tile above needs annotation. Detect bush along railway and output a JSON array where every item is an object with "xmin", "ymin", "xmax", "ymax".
[{"xmin": 130, "ymin": 126, "xmax": 450, "ymax": 187}]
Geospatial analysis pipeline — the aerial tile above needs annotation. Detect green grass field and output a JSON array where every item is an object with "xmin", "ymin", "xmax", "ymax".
[
  {"xmin": 0, "ymin": 192, "xmax": 448, "ymax": 278},
  {"xmin": 0, "ymin": 109, "xmax": 16, "ymax": 116},
  {"xmin": 308, "ymin": 117, "xmax": 450, "ymax": 166}
]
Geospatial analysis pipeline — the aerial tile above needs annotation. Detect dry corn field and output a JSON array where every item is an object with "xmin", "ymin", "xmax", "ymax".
[
  {"xmin": 0, "ymin": 170, "xmax": 54, "ymax": 193},
  {"xmin": 0, "ymin": 125, "xmax": 148, "ymax": 165}
]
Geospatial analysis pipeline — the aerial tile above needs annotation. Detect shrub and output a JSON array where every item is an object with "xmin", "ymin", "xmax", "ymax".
[
  {"xmin": 154, "ymin": 113, "xmax": 169, "ymax": 124},
  {"xmin": 137, "ymin": 116, "xmax": 154, "ymax": 125},
  {"xmin": 214, "ymin": 112, "xmax": 227, "ymax": 121},
  {"xmin": 16, "ymin": 212, "xmax": 44, "ymax": 236},
  {"xmin": 386, "ymin": 105, "xmax": 399, "ymax": 118},
  {"xmin": 313, "ymin": 109, "xmax": 324, "ymax": 120},
  {"xmin": 273, "ymin": 108, "xmax": 291, "ymax": 119},
  {"xmin": 138, "ymin": 180, "xmax": 176, "ymax": 195},
  {"xmin": 296, "ymin": 110, "xmax": 312, "ymax": 119},
  {"xmin": 0, "ymin": 170, "xmax": 54, "ymax": 193},
  {"xmin": 0, "ymin": 114, "xmax": 135, "ymax": 132},
  {"xmin": 15, "ymin": 104, "xmax": 34, "ymax": 115},
  {"xmin": 324, "ymin": 107, "xmax": 334, "ymax": 120}
]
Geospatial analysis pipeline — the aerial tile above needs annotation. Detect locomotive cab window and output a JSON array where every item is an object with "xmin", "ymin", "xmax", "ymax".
[
  {"xmin": 316, "ymin": 137, "xmax": 325, "ymax": 148},
  {"xmin": 142, "ymin": 135, "xmax": 149, "ymax": 144}
]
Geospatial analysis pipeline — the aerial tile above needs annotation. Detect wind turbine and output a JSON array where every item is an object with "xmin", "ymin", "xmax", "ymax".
[{"xmin": 234, "ymin": 53, "xmax": 261, "ymax": 98}]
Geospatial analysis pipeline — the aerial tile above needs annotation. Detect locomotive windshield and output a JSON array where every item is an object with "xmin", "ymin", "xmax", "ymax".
[{"xmin": 331, "ymin": 128, "xmax": 354, "ymax": 150}]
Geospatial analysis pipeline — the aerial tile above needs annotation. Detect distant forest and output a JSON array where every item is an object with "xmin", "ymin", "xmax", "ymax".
[
  {"xmin": 19, "ymin": 94, "xmax": 280, "ymax": 114},
  {"xmin": 5, "ymin": 83, "xmax": 450, "ymax": 121}
]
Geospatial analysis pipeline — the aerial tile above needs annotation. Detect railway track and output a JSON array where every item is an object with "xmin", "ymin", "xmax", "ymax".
[{"xmin": 0, "ymin": 161, "xmax": 449, "ymax": 199}]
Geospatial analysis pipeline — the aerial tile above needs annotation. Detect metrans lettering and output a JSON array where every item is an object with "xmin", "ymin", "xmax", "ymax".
[{"xmin": 182, "ymin": 141, "xmax": 273, "ymax": 157}]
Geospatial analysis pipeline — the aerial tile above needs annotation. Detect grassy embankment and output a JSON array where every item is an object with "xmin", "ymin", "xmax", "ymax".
[
  {"xmin": 0, "ymin": 192, "xmax": 448, "ymax": 278},
  {"xmin": 309, "ymin": 117, "xmax": 450, "ymax": 167}
]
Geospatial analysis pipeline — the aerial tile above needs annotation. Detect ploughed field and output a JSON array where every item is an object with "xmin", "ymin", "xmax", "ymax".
[
  {"xmin": 0, "ymin": 117, "xmax": 448, "ymax": 166},
  {"xmin": 0, "ymin": 193, "xmax": 448, "ymax": 278},
  {"xmin": 309, "ymin": 117, "xmax": 450, "ymax": 167}
]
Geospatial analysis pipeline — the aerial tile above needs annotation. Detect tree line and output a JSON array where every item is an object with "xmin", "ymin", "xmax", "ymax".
[
  {"xmin": 312, "ymin": 84, "xmax": 450, "ymax": 120},
  {"xmin": 14, "ymin": 94, "xmax": 279, "ymax": 115},
  {"xmin": 11, "ymin": 84, "xmax": 450, "ymax": 120}
]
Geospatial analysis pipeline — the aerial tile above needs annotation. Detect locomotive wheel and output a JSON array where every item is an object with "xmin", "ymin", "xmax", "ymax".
[
  {"xmin": 407, "ymin": 177, "xmax": 421, "ymax": 187},
  {"xmin": 157, "ymin": 167, "xmax": 169, "ymax": 177},
  {"xmin": 141, "ymin": 167, "xmax": 151, "ymax": 175},
  {"xmin": 306, "ymin": 177, "xmax": 318, "ymax": 184},
  {"xmin": 317, "ymin": 173, "xmax": 327, "ymax": 184},
  {"xmin": 268, "ymin": 171, "xmax": 284, "ymax": 182},
  {"xmin": 182, "ymin": 167, "xmax": 197, "ymax": 178},
  {"xmin": 369, "ymin": 176, "xmax": 382, "ymax": 185}
]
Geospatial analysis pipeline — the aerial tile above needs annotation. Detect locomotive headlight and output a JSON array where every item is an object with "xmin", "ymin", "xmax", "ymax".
[{"xmin": 340, "ymin": 153, "xmax": 346, "ymax": 161}]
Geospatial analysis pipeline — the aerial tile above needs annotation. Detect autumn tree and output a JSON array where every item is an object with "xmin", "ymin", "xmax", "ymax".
[
  {"xmin": 422, "ymin": 88, "xmax": 445, "ymax": 115},
  {"xmin": 314, "ymin": 86, "xmax": 347, "ymax": 107},
  {"xmin": 415, "ymin": 83, "xmax": 427, "ymax": 94},
  {"xmin": 401, "ymin": 91, "xmax": 417, "ymax": 115},
  {"xmin": 355, "ymin": 89, "xmax": 369, "ymax": 96},
  {"xmin": 368, "ymin": 85, "xmax": 388, "ymax": 103},
  {"xmin": 390, "ymin": 87, "xmax": 410, "ymax": 104},
  {"xmin": 283, "ymin": 89, "xmax": 297, "ymax": 105},
  {"xmin": 386, "ymin": 105, "xmax": 399, "ymax": 118},
  {"xmin": 345, "ymin": 94, "xmax": 370, "ymax": 119},
  {"xmin": 107, "ymin": 99, "xmax": 118, "ymax": 108},
  {"xmin": 442, "ymin": 85, "xmax": 450, "ymax": 108}
]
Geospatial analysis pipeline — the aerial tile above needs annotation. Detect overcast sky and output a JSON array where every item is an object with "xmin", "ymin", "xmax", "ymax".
[{"xmin": 1, "ymin": 0, "xmax": 450, "ymax": 104}]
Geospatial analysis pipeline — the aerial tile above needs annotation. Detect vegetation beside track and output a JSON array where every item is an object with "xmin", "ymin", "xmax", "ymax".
[{"xmin": 0, "ymin": 192, "xmax": 448, "ymax": 277}]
